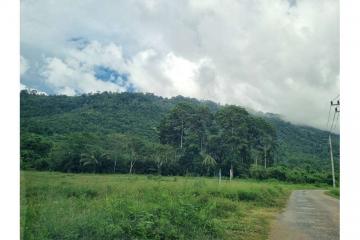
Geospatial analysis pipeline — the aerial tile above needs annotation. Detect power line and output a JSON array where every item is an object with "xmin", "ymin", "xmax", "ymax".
[
  {"xmin": 329, "ymin": 110, "xmax": 337, "ymax": 133},
  {"xmin": 326, "ymin": 104, "xmax": 331, "ymax": 130},
  {"xmin": 327, "ymin": 98, "xmax": 339, "ymax": 189},
  {"xmin": 332, "ymin": 111, "xmax": 340, "ymax": 133},
  {"xmin": 326, "ymin": 94, "xmax": 340, "ymax": 132},
  {"xmin": 329, "ymin": 99, "xmax": 340, "ymax": 133},
  {"xmin": 326, "ymin": 105, "xmax": 332, "ymax": 131}
]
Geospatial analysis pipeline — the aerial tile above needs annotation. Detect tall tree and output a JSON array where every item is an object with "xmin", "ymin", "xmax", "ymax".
[
  {"xmin": 159, "ymin": 103, "xmax": 196, "ymax": 148},
  {"xmin": 125, "ymin": 136, "xmax": 145, "ymax": 174},
  {"xmin": 215, "ymin": 105, "xmax": 250, "ymax": 176},
  {"xmin": 80, "ymin": 150, "xmax": 109, "ymax": 173},
  {"xmin": 152, "ymin": 144, "xmax": 174, "ymax": 175}
]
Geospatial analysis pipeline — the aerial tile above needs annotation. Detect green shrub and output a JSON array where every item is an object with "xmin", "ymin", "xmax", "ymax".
[
  {"xmin": 327, "ymin": 188, "xmax": 340, "ymax": 199},
  {"xmin": 249, "ymin": 164, "xmax": 335, "ymax": 185},
  {"xmin": 21, "ymin": 171, "xmax": 292, "ymax": 240}
]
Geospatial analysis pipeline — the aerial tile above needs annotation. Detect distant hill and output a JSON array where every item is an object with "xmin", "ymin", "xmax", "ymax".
[
  {"xmin": 265, "ymin": 115, "xmax": 339, "ymax": 172},
  {"xmin": 21, "ymin": 91, "xmax": 219, "ymax": 140},
  {"xmin": 20, "ymin": 90, "xmax": 339, "ymax": 173}
]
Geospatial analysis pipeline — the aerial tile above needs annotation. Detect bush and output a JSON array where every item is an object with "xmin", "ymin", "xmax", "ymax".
[
  {"xmin": 327, "ymin": 188, "xmax": 340, "ymax": 199},
  {"xmin": 21, "ymin": 172, "xmax": 291, "ymax": 240},
  {"xmin": 267, "ymin": 166, "xmax": 287, "ymax": 181},
  {"xmin": 249, "ymin": 165, "xmax": 268, "ymax": 180},
  {"xmin": 249, "ymin": 164, "xmax": 335, "ymax": 185}
]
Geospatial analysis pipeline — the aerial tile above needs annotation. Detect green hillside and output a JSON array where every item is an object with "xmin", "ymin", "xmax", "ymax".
[
  {"xmin": 21, "ymin": 91, "xmax": 218, "ymax": 141},
  {"xmin": 266, "ymin": 116, "xmax": 339, "ymax": 172},
  {"xmin": 20, "ymin": 90, "xmax": 339, "ymax": 183}
]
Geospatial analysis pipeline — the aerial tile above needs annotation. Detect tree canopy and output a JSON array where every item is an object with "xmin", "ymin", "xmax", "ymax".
[{"xmin": 20, "ymin": 90, "xmax": 339, "ymax": 184}]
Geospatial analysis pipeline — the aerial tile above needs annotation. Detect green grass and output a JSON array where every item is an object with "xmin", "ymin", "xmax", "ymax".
[
  {"xmin": 326, "ymin": 188, "xmax": 340, "ymax": 199},
  {"xmin": 21, "ymin": 171, "xmax": 320, "ymax": 240}
]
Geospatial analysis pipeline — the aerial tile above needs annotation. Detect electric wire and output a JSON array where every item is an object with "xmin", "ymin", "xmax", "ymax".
[
  {"xmin": 329, "ymin": 110, "xmax": 337, "ymax": 134},
  {"xmin": 326, "ymin": 94, "xmax": 340, "ymax": 132},
  {"xmin": 332, "ymin": 111, "xmax": 340, "ymax": 133},
  {"xmin": 326, "ymin": 105, "xmax": 332, "ymax": 132}
]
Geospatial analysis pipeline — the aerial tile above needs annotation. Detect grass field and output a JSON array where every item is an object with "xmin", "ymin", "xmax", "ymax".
[
  {"xmin": 21, "ymin": 171, "xmax": 323, "ymax": 240},
  {"xmin": 326, "ymin": 188, "xmax": 340, "ymax": 199}
]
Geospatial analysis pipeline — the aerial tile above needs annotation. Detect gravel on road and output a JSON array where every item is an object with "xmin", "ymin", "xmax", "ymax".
[{"xmin": 270, "ymin": 190, "xmax": 339, "ymax": 240}]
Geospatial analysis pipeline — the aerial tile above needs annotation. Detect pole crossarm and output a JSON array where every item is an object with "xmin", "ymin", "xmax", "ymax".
[{"xmin": 331, "ymin": 100, "xmax": 340, "ymax": 106}]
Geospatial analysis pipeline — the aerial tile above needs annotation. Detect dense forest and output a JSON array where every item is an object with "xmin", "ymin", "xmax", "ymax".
[{"xmin": 20, "ymin": 90, "xmax": 339, "ymax": 184}]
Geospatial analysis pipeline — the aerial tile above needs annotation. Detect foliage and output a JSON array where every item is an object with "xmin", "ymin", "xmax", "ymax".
[
  {"xmin": 265, "ymin": 115, "xmax": 340, "ymax": 172},
  {"xmin": 21, "ymin": 132, "xmax": 52, "ymax": 170},
  {"xmin": 158, "ymin": 103, "xmax": 277, "ymax": 177},
  {"xmin": 326, "ymin": 188, "xmax": 340, "ymax": 199},
  {"xmin": 249, "ymin": 165, "xmax": 338, "ymax": 185},
  {"xmin": 20, "ymin": 91, "xmax": 339, "ymax": 184},
  {"xmin": 21, "ymin": 171, "xmax": 298, "ymax": 240}
]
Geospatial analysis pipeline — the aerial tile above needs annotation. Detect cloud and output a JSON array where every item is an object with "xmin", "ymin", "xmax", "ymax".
[
  {"xmin": 20, "ymin": 55, "xmax": 29, "ymax": 76},
  {"xmin": 20, "ymin": 83, "xmax": 27, "ymax": 90},
  {"xmin": 127, "ymin": 50, "xmax": 215, "ymax": 98},
  {"xmin": 36, "ymin": 40, "xmax": 218, "ymax": 98},
  {"xmin": 20, "ymin": 0, "xmax": 339, "ymax": 130},
  {"xmin": 39, "ymin": 42, "xmax": 129, "ymax": 95}
]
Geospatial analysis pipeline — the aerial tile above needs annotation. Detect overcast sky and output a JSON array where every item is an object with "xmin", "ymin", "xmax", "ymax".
[{"xmin": 20, "ymin": 0, "xmax": 339, "ymax": 131}]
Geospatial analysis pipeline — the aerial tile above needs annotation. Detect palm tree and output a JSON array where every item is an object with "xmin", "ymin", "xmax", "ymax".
[
  {"xmin": 202, "ymin": 153, "xmax": 217, "ymax": 176},
  {"xmin": 80, "ymin": 151, "xmax": 109, "ymax": 173}
]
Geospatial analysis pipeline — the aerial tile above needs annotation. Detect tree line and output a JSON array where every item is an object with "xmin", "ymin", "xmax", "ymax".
[
  {"xmin": 21, "ymin": 103, "xmax": 277, "ymax": 177},
  {"xmin": 158, "ymin": 103, "xmax": 277, "ymax": 177},
  {"xmin": 20, "ymin": 91, "xmax": 339, "ymax": 184}
]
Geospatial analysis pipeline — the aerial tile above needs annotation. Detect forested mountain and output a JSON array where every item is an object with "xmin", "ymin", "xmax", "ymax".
[
  {"xmin": 20, "ymin": 90, "xmax": 339, "ymax": 184},
  {"xmin": 265, "ymin": 116, "xmax": 339, "ymax": 172},
  {"xmin": 21, "ymin": 91, "xmax": 218, "ymax": 141}
]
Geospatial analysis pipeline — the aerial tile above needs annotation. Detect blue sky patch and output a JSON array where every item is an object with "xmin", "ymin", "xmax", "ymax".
[
  {"xmin": 94, "ymin": 66, "xmax": 136, "ymax": 92},
  {"xmin": 68, "ymin": 37, "xmax": 90, "ymax": 50}
]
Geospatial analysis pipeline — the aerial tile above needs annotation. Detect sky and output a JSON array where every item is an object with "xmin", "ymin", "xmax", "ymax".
[{"xmin": 20, "ymin": 0, "xmax": 339, "ymax": 131}]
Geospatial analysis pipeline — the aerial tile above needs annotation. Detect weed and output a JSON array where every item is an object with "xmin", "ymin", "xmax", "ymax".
[{"xmin": 21, "ymin": 171, "xmax": 318, "ymax": 240}]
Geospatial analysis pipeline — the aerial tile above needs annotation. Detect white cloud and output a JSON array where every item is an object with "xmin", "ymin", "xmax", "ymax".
[
  {"xmin": 20, "ymin": 83, "xmax": 27, "ymax": 90},
  {"xmin": 41, "ymin": 41, "xmax": 219, "ymax": 99},
  {"xmin": 20, "ymin": 82, "xmax": 48, "ymax": 95},
  {"xmin": 20, "ymin": 55, "xmax": 29, "ymax": 76},
  {"xmin": 128, "ymin": 50, "xmax": 212, "ymax": 98},
  {"xmin": 40, "ymin": 46, "xmax": 127, "ymax": 95},
  {"xmin": 162, "ymin": 53, "xmax": 199, "ymax": 96},
  {"xmin": 21, "ymin": 0, "xmax": 339, "ymax": 130}
]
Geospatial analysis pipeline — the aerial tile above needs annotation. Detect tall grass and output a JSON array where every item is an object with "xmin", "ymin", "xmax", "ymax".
[
  {"xmin": 326, "ymin": 188, "xmax": 340, "ymax": 199},
  {"xmin": 21, "ymin": 171, "xmax": 315, "ymax": 240}
]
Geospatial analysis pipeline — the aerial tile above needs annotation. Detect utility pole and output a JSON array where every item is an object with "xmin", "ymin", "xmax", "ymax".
[
  {"xmin": 328, "ymin": 100, "xmax": 339, "ymax": 188},
  {"xmin": 328, "ymin": 135, "xmax": 335, "ymax": 188},
  {"xmin": 218, "ymin": 168, "xmax": 222, "ymax": 184}
]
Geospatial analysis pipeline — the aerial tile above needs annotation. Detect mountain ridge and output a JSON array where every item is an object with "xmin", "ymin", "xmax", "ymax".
[{"xmin": 20, "ymin": 90, "xmax": 339, "ymax": 173}]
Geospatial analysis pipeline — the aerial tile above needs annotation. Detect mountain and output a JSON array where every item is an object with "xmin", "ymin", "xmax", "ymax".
[
  {"xmin": 20, "ymin": 90, "xmax": 339, "ymax": 174},
  {"xmin": 266, "ymin": 115, "xmax": 339, "ymax": 172},
  {"xmin": 21, "ymin": 91, "xmax": 219, "ymax": 141}
]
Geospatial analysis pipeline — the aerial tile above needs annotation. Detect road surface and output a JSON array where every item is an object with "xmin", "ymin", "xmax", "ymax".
[{"xmin": 270, "ymin": 190, "xmax": 339, "ymax": 240}]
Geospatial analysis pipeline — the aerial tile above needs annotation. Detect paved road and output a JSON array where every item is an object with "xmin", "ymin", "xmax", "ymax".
[{"xmin": 270, "ymin": 190, "xmax": 339, "ymax": 240}]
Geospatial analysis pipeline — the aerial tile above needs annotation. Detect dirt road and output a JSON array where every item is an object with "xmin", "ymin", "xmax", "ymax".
[{"xmin": 270, "ymin": 190, "xmax": 339, "ymax": 240}]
